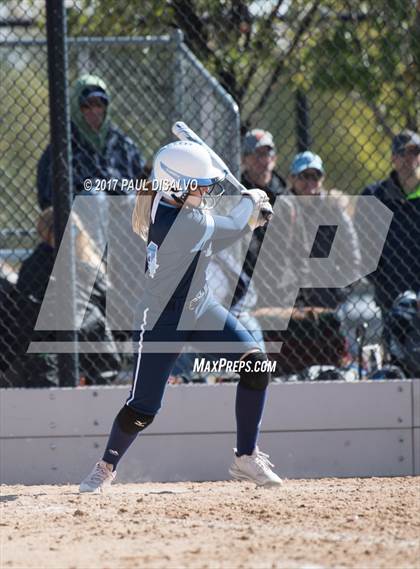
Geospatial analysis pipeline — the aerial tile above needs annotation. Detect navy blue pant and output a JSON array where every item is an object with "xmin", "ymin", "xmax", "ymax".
[{"xmin": 127, "ymin": 301, "xmax": 258, "ymax": 415}]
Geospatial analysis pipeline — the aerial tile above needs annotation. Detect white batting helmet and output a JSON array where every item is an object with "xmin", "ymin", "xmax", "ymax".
[{"xmin": 152, "ymin": 141, "xmax": 226, "ymax": 202}]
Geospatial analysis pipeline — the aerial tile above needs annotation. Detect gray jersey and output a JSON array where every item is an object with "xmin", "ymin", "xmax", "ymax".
[{"xmin": 137, "ymin": 197, "xmax": 253, "ymax": 328}]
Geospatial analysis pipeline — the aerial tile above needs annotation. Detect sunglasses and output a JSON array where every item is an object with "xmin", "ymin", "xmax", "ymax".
[{"xmin": 297, "ymin": 171, "xmax": 323, "ymax": 182}]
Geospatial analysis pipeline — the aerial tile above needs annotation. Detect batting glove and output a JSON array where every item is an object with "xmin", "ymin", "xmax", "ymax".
[
  {"xmin": 248, "ymin": 201, "xmax": 273, "ymax": 230},
  {"xmin": 241, "ymin": 188, "xmax": 270, "ymax": 207},
  {"xmin": 241, "ymin": 189, "xmax": 272, "ymax": 229}
]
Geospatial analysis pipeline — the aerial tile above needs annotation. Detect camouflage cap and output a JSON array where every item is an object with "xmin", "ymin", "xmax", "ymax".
[{"xmin": 242, "ymin": 129, "xmax": 275, "ymax": 155}]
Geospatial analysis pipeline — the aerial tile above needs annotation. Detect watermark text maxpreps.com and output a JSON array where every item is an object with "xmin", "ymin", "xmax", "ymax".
[{"xmin": 193, "ymin": 357, "xmax": 276, "ymax": 374}]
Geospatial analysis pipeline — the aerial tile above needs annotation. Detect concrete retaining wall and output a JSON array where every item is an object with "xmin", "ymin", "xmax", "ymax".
[{"xmin": 1, "ymin": 380, "xmax": 419, "ymax": 484}]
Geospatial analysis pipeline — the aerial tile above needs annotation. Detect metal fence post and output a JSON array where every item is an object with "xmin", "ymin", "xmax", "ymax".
[{"xmin": 46, "ymin": 0, "xmax": 78, "ymax": 386}]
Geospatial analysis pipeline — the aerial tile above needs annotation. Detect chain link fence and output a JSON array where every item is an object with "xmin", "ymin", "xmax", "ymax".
[{"xmin": 1, "ymin": 1, "xmax": 419, "ymax": 387}]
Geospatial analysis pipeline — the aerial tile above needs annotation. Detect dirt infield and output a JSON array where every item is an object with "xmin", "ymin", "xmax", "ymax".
[{"xmin": 1, "ymin": 477, "xmax": 419, "ymax": 569}]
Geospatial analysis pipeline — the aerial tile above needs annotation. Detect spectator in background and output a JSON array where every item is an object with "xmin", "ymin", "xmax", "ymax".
[
  {"xmin": 37, "ymin": 74, "xmax": 147, "ymax": 335},
  {"xmin": 244, "ymin": 149, "xmax": 354, "ymax": 375},
  {"xmin": 241, "ymin": 129, "xmax": 286, "ymax": 197},
  {"xmin": 169, "ymin": 130, "xmax": 284, "ymax": 382},
  {"xmin": 288, "ymin": 151, "xmax": 361, "ymax": 309},
  {"xmin": 2, "ymin": 208, "xmax": 121, "ymax": 387},
  {"xmin": 355, "ymin": 130, "xmax": 420, "ymax": 312},
  {"xmin": 37, "ymin": 73, "xmax": 145, "ymax": 210},
  {"xmin": 170, "ymin": 129, "xmax": 284, "ymax": 383},
  {"xmin": 237, "ymin": 129, "xmax": 309, "ymax": 311}
]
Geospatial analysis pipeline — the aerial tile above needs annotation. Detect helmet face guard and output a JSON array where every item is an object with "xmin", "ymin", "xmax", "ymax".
[
  {"xmin": 201, "ymin": 181, "xmax": 225, "ymax": 209},
  {"xmin": 171, "ymin": 180, "xmax": 225, "ymax": 210}
]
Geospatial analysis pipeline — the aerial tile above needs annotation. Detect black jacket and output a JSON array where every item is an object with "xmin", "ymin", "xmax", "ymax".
[
  {"xmin": 235, "ymin": 171, "xmax": 310, "ymax": 310},
  {"xmin": 37, "ymin": 123, "xmax": 145, "ymax": 210},
  {"xmin": 3, "ymin": 243, "xmax": 122, "ymax": 387},
  {"xmin": 355, "ymin": 171, "xmax": 420, "ymax": 311}
]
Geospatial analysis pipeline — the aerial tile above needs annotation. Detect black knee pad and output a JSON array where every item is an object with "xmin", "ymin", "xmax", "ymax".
[
  {"xmin": 239, "ymin": 351, "xmax": 271, "ymax": 391},
  {"xmin": 116, "ymin": 404, "xmax": 155, "ymax": 435}
]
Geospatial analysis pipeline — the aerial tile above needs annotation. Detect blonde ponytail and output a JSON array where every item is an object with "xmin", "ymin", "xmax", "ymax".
[{"xmin": 132, "ymin": 181, "xmax": 155, "ymax": 241}]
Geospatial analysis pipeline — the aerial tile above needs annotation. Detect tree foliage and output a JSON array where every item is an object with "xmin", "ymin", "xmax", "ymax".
[
  {"xmin": 2, "ymin": 0, "xmax": 418, "ymax": 235},
  {"xmin": 304, "ymin": 0, "xmax": 419, "ymax": 135},
  {"xmin": 65, "ymin": 0, "xmax": 419, "ymax": 134}
]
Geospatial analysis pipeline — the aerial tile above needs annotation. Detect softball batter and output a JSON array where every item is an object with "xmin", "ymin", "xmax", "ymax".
[{"xmin": 80, "ymin": 140, "xmax": 282, "ymax": 492}]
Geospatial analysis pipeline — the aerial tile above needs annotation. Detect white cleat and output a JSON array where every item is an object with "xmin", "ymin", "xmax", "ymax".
[
  {"xmin": 229, "ymin": 447, "xmax": 282, "ymax": 488},
  {"xmin": 79, "ymin": 460, "xmax": 116, "ymax": 493}
]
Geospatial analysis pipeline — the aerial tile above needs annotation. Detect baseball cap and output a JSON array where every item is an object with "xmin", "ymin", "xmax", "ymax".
[
  {"xmin": 290, "ymin": 151, "xmax": 324, "ymax": 175},
  {"xmin": 391, "ymin": 130, "xmax": 420, "ymax": 155},
  {"xmin": 242, "ymin": 129, "xmax": 275, "ymax": 155},
  {"xmin": 79, "ymin": 85, "xmax": 109, "ymax": 106}
]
